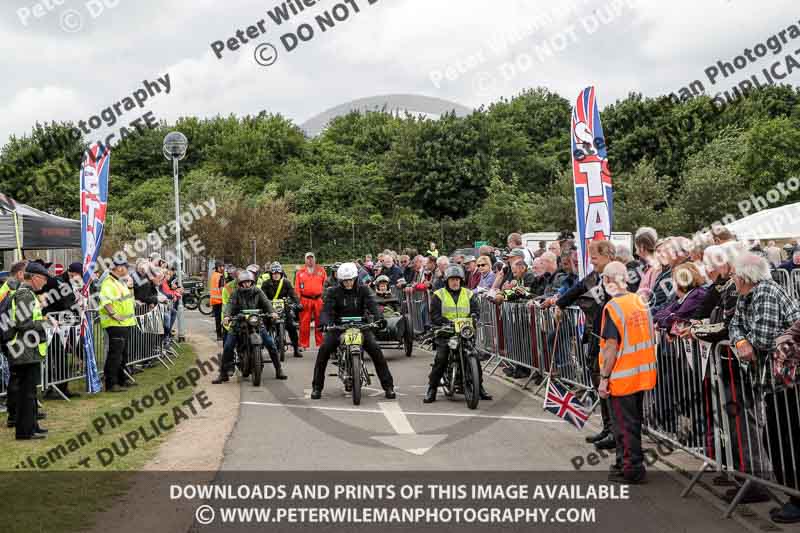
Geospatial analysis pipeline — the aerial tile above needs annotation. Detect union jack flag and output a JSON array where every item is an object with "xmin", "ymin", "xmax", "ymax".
[
  {"xmin": 570, "ymin": 86, "xmax": 614, "ymax": 277},
  {"xmin": 543, "ymin": 379, "xmax": 591, "ymax": 429}
]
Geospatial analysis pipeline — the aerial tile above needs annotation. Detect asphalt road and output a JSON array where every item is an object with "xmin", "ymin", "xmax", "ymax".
[{"xmin": 183, "ymin": 310, "xmax": 753, "ymax": 532}]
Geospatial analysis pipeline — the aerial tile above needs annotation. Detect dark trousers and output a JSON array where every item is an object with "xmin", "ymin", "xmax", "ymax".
[
  {"xmin": 764, "ymin": 388, "xmax": 800, "ymax": 505},
  {"xmin": 14, "ymin": 363, "xmax": 39, "ymax": 438},
  {"xmin": 312, "ymin": 330, "xmax": 393, "ymax": 391},
  {"xmin": 609, "ymin": 391, "xmax": 645, "ymax": 479},
  {"xmin": 429, "ymin": 341, "xmax": 484, "ymax": 388},
  {"xmin": 284, "ymin": 319, "xmax": 299, "ymax": 352},
  {"xmin": 104, "ymin": 326, "xmax": 130, "ymax": 389},
  {"xmin": 220, "ymin": 328, "xmax": 281, "ymax": 377},
  {"xmin": 212, "ymin": 304, "xmax": 223, "ymax": 339},
  {"xmin": 6, "ymin": 360, "xmax": 20, "ymax": 421},
  {"xmin": 588, "ymin": 337, "xmax": 612, "ymax": 432}
]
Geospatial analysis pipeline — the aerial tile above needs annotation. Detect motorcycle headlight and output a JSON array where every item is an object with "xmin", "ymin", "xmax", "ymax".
[
  {"xmin": 447, "ymin": 337, "xmax": 459, "ymax": 350},
  {"xmin": 460, "ymin": 325, "xmax": 475, "ymax": 340},
  {"xmin": 247, "ymin": 315, "xmax": 260, "ymax": 326}
]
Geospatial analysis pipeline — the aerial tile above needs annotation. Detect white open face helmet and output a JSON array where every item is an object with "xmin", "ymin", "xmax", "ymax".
[{"xmin": 337, "ymin": 262, "xmax": 358, "ymax": 282}]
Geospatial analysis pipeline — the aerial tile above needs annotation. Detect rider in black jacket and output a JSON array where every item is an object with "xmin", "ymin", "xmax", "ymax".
[
  {"xmin": 212, "ymin": 271, "xmax": 287, "ymax": 383},
  {"xmin": 261, "ymin": 262, "xmax": 302, "ymax": 358},
  {"xmin": 310, "ymin": 262, "xmax": 395, "ymax": 400}
]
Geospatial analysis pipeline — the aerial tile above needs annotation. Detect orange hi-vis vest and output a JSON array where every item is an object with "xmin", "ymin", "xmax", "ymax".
[
  {"xmin": 599, "ymin": 292, "xmax": 657, "ymax": 396},
  {"xmin": 209, "ymin": 271, "xmax": 223, "ymax": 304}
]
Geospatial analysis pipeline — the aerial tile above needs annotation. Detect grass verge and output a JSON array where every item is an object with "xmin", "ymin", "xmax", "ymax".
[{"xmin": 0, "ymin": 343, "xmax": 205, "ymax": 533}]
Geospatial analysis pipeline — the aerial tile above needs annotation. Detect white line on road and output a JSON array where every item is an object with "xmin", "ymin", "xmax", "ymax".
[
  {"xmin": 240, "ymin": 401, "xmax": 564, "ymax": 423},
  {"xmin": 377, "ymin": 401, "xmax": 414, "ymax": 434}
]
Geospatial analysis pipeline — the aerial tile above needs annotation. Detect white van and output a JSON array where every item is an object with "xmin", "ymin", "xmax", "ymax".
[{"xmin": 520, "ymin": 231, "xmax": 633, "ymax": 254}]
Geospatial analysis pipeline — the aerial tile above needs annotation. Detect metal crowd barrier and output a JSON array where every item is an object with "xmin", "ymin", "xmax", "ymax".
[
  {"xmin": 772, "ymin": 268, "xmax": 800, "ymax": 301},
  {"xmin": 1, "ymin": 303, "xmax": 174, "ymax": 401}
]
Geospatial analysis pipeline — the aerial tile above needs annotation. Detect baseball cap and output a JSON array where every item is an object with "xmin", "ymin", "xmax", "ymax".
[
  {"xmin": 68, "ymin": 262, "xmax": 83, "ymax": 275},
  {"xmin": 464, "ymin": 255, "xmax": 476, "ymax": 263},
  {"xmin": 112, "ymin": 256, "xmax": 129, "ymax": 267},
  {"xmin": 508, "ymin": 249, "xmax": 526, "ymax": 258},
  {"xmin": 305, "ymin": 252, "xmax": 315, "ymax": 259},
  {"xmin": 25, "ymin": 262, "xmax": 51, "ymax": 277}
]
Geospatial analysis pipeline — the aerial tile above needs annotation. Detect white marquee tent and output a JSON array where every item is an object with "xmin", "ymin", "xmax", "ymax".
[{"xmin": 725, "ymin": 202, "xmax": 800, "ymax": 241}]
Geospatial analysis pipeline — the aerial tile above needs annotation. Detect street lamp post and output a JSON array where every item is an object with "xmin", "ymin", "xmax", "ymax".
[{"xmin": 163, "ymin": 132, "xmax": 188, "ymax": 342}]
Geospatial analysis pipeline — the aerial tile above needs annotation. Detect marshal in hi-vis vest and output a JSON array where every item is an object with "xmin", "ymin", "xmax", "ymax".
[
  {"xmin": 434, "ymin": 287, "xmax": 473, "ymax": 320},
  {"xmin": 599, "ymin": 292, "xmax": 657, "ymax": 396},
  {"xmin": 99, "ymin": 275, "xmax": 136, "ymax": 329}
]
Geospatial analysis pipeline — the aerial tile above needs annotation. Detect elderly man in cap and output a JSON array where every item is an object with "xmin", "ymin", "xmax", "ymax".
[
  {"xmin": 295, "ymin": 252, "xmax": 327, "ymax": 349},
  {"xmin": 464, "ymin": 256, "xmax": 480, "ymax": 289},
  {"xmin": 8, "ymin": 262, "xmax": 52, "ymax": 439},
  {"xmin": 99, "ymin": 257, "xmax": 137, "ymax": 392}
]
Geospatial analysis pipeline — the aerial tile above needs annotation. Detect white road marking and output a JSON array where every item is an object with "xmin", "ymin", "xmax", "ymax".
[
  {"xmin": 240, "ymin": 401, "xmax": 564, "ymax": 423},
  {"xmin": 377, "ymin": 401, "xmax": 414, "ymax": 434}
]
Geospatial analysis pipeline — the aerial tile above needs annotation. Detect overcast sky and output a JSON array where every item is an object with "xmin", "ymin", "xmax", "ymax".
[{"xmin": 3, "ymin": 0, "xmax": 798, "ymax": 146}]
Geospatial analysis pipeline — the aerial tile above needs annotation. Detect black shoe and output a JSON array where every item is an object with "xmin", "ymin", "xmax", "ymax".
[
  {"xmin": 423, "ymin": 386, "xmax": 437, "ymax": 403},
  {"xmin": 384, "ymin": 387, "xmax": 396, "ymax": 400},
  {"xmin": 609, "ymin": 463, "xmax": 622, "ymax": 472},
  {"xmin": 608, "ymin": 469, "xmax": 646, "ymax": 484},
  {"xmin": 108, "ymin": 385, "xmax": 124, "ymax": 393},
  {"xmin": 37, "ymin": 412, "xmax": 46, "ymax": 421},
  {"xmin": 6, "ymin": 420, "xmax": 15, "ymax": 428},
  {"xmin": 771, "ymin": 502, "xmax": 800, "ymax": 524},
  {"xmin": 585, "ymin": 430, "xmax": 609, "ymax": 444},
  {"xmin": 275, "ymin": 370, "xmax": 288, "ymax": 380},
  {"xmin": 17, "ymin": 434, "xmax": 46, "ymax": 440},
  {"xmin": 211, "ymin": 375, "xmax": 229, "ymax": 384},
  {"xmin": 293, "ymin": 351, "xmax": 302, "ymax": 358},
  {"xmin": 479, "ymin": 386, "xmax": 493, "ymax": 401},
  {"xmin": 310, "ymin": 389, "xmax": 322, "ymax": 400},
  {"xmin": 723, "ymin": 486, "xmax": 771, "ymax": 504},
  {"xmin": 34, "ymin": 427, "xmax": 48, "ymax": 434},
  {"xmin": 594, "ymin": 435, "xmax": 616, "ymax": 450}
]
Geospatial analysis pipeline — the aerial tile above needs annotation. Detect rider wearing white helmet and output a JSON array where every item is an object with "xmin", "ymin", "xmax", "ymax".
[{"xmin": 310, "ymin": 262, "xmax": 396, "ymax": 400}]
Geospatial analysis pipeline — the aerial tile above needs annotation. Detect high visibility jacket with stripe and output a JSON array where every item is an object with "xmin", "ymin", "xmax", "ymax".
[
  {"xmin": 9, "ymin": 286, "xmax": 47, "ymax": 365},
  {"xmin": 433, "ymin": 287, "xmax": 474, "ymax": 323},
  {"xmin": 295, "ymin": 266, "xmax": 326, "ymax": 298},
  {"xmin": 209, "ymin": 271, "xmax": 224, "ymax": 304},
  {"xmin": 599, "ymin": 292, "xmax": 657, "ymax": 396},
  {"xmin": 99, "ymin": 275, "xmax": 137, "ymax": 329},
  {"xmin": 221, "ymin": 280, "xmax": 237, "ymax": 331}
]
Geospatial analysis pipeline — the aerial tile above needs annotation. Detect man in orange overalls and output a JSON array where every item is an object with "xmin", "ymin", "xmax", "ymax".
[
  {"xmin": 295, "ymin": 252, "xmax": 327, "ymax": 349},
  {"xmin": 209, "ymin": 260, "xmax": 225, "ymax": 341}
]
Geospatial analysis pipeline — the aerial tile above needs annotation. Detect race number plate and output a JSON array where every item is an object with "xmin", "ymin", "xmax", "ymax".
[
  {"xmin": 452, "ymin": 318, "xmax": 473, "ymax": 333},
  {"xmin": 273, "ymin": 300, "xmax": 285, "ymax": 313},
  {"xmin": 343, "ymin": 328, "xmax": 363, "ymax": 346}
]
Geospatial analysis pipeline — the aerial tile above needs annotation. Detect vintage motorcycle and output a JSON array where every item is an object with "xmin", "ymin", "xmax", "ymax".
[
  {"xmin": 229, "ymin": 309, "xmax": 268, "ymax": 387},
  {"xmin": 424, "ymin": 316, "xmax": 481, "ymax": 410},
  {"xmin": 327, "ymin": 318, "xmax": 381, "ymax": 406}
]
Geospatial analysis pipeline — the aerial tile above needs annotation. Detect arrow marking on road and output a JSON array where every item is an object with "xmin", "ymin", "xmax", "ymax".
[{"xmin": 370, "ymin": 401, "xmax": 447, "ymax": 456}]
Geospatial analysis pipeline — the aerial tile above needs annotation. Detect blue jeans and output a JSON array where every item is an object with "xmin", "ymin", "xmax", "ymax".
[{"xmin": 221, "ymin": 327, "xmax": 279, "ymax": 376}]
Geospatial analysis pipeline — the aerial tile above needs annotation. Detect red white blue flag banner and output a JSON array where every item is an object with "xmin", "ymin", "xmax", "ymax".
[
  {"xmin": 80, "ymin": 143, "xmax": 110, "ymax": 394},
  {"xmin": 570, "ymin": 86, "xmax": 614, "ymax": 277}
]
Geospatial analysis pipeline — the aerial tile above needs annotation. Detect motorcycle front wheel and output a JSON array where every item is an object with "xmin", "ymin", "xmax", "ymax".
[
  {"xmin": 444, "ymin": 356, "xmax": 457, "ymax": 398},
  {"xmin": 351, "ymin": 351, "xmax": 362, "ymax": 406},
  {"xmin": 463, "ymin": 356, "xmax": 480, "ymax": 410},
  {"xmin": 183, "ymin": 294, "xmax": 198, "ymax": 311},
  {"xmin": 251, "ymin": 348, "xmax": 263, "ymax": 387}
]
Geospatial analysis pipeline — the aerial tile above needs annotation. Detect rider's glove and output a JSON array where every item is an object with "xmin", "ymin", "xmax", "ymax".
[{"xmin": 376, "ymin": 318, "xmax": 387, "ymax": 329}]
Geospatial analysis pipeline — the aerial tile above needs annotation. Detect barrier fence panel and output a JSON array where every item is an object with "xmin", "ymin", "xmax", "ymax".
[
  {"xmin": 643, "ymin": 333, "xmax": 719, "ymax": 465},
  {"xmin": 792, "ymin": 269, "xmax": 800, "ymax": 301},
  {"xmin": 710, "ymin": 341, "xmax": 800, "ymax": 514},
  {"xmin": 551, "ymin": 307, "xmax": 595, "ymax": 391},
  {"xmin": 0, "ymin": 303, "xmax": 170, "ymax": 401},
  {"xmin": 773, "ymin": 269, "xmax": 792, "ymax": 300},
  {"xmin": 498, "ymin": 302, "xmax": 534, "ymax": 370}
]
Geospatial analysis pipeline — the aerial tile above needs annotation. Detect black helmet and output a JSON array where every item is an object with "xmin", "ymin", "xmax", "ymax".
[{"xmin": 444, "ymin": 265, "xmax": 465, "ymax": 281}]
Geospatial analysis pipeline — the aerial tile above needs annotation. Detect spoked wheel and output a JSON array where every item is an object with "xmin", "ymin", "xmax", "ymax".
[
  {"xmin": 351, "ymin": 351, "xmax": 362, "ymax": 406},
  {"xmin": 463, "ymin": 356, "xmax": 480, "ymax": 410},
  {"xmin": 403, "ymin": 319, "xmax": 413, "ymax": 357},
  {"xmin": 241, "ymin": 349, "xmax": 251, "ymax": 378},
  {"xmin": 251, "ymin": 348, "xmax": 263, "ymax": 387},
  {"xmin": 198, "ymin": 294, "xmax": 213, "ymax": 315},
  {"xmin": 275, "ymin": 324, "xmax": 286, "ymax": 362},
  {"xmin": 183, "ymin": 296, "xmax": 198, "ymax": 311}
]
